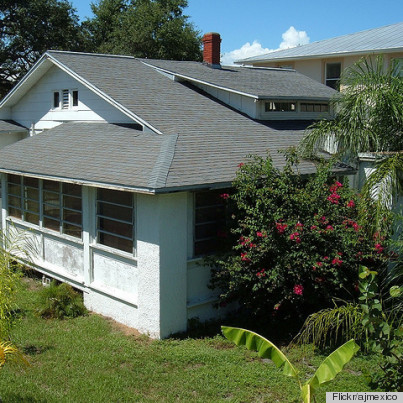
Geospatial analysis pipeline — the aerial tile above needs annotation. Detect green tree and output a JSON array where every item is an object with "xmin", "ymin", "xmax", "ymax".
[
  {"xmin": 0, "ymin": 0, "xmax": 87, "ymax": 98},
  {"xmin": 300, "ymin": 56, "xmax": 403, "ymax": 231},
  {"xmin": 86, "ymin": 0, "xmax": 202, "ymax": 60}
]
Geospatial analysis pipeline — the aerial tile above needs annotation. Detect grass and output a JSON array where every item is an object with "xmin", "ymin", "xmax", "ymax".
[{"xmin": 0, "ymin": 277, "xmax": 383, "ymax": 402}]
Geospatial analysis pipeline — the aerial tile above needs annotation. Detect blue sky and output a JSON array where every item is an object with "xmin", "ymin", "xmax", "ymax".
[{"xmin": 70, "ymin": 0, "xmax": 403, "ymax": 64}]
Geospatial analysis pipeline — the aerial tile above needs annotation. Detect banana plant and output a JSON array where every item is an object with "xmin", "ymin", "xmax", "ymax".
[{"xmin": 222, "ymin": 326, "xmax": 359, "ymax": 403}]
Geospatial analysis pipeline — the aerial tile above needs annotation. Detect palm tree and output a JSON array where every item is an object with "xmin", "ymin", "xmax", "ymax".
[{"xmin": 300, "ymin": 55, "xmax": 403, "ymax": 232}]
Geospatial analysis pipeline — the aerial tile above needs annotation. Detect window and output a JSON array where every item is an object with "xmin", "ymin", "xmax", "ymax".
[
  {"xmin": 7, "ymin": 175, "xmax": 82, "ymax": 239},
  {"xmin": 43, "ymin": 180, "xmax": 82, "ymax": 238},
  {"xmin": 72, "ymin": 90, "xmax": 79, "ymax": 107},
  {"xmin": 52, "ymin": 89, "xmax": 79, "ymax": 109},
  {"xmin": 53, "ymin": 91, "xmax": 60, "ymax": 109},
  {"xmin": 97, "ymin": 189, "xmax": 134, "ymax": 254},
  {"xmin": 300, "ymin": 102, "xmax": 329, "ymax": 113},
  {"xmin": 265, "ymin": 101, "xmax": 296, "ymax": 112},
  {"xmin": 7, "ymin": 175, "xmax": 39, "ymax": 225},
  {"xmin": 325, "ymin": 62, "xmax": 341, "ymax": 90},
  {"xmin": 194, "ymin": 190, "xmax": 227, "ymax": 256}
]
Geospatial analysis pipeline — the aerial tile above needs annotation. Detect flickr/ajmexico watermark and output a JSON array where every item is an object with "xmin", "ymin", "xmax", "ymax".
[{"xmin": 326, "ymin": 392, "xmax": 403, "ymax": 402}]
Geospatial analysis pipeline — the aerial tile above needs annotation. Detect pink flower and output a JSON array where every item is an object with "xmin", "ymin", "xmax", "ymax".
[
  {"xmin": 347, "ymin": 200, "xmax": 355, "ymax": 208},
  {"xmin": 316, "ymin": 262, "xmax": 323, "ymax": 266},
  {"xmin": 241, "ymin": 253, "xmax": 250, "ymax": 262},
  {"xmin": 330, "ymin": 181, "xmax": 343, "ymax": 193},
  {"xmin": 326, "ymin": 225, "xmax": 334, "ymax": 231},
  {"xmin": 249, "ymin": 243, "xmax": 256, "ymax": 248},
  {"xmin": 220, "ymin": 193, "xmax": 229, "ymax": 200},
  {"xmin": 295, "ymin": 222, "xmax": 304, "ymax": 229},
  {"xmin": 256, "ymin": 269, "xmax": 266, "ymax": 278},
  {"xmin": 293, "ymin": 284, "xmax": 304, "ymax": 296},
  {"xmin": 256, "ymin": 231, "xmax": 265, "ymax": 237},
  {"xmin": 276, "ymin": 222, "xmax": 288, "ymax": 234},
  {"xmin": 332, "ymin": 257, "xmax": 343, "ymax": 266},
  {"xmin": 374, "ymin": 243, "xmax": 384, "ymax": 254},
  {"xmin": 327, "ymin": 193, "xmax": 341, "ymax": 204},
  {"xmin": 238, "ymin": 163, "xmax": 244, "ymax": 168},
  {"xmin": 324, "ymin": 256, "xmax": 329, "ymax": 260},
  {"xmin": 310, "ymin": 225, "xmax": 318, "ymax": 230},
  {"xmin": 290, "ymin": 232, "xmax": 301, "ymax": 243}
]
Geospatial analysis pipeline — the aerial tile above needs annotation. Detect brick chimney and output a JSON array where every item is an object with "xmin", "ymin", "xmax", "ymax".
[{"xmin": 202, "ymin": 32, "xmax": 221, "ymax": 67}]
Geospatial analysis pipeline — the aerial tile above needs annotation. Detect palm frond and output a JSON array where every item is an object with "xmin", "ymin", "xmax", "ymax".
[{"xmin": 292, "ymin": 303, "xmax": 363, "ymax": 349}]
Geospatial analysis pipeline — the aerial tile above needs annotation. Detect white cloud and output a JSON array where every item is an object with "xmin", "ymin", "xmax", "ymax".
[
  {"xmin": 220, "ymin": 41, "xmax": 272, "ymax": 66},
  {"xmin": 221, "ymin": 26, "xmax": 310, "ymax": 66},
  {"xmin": 279, "ymin": 26, "xmax": 310, "ymax": 49}
]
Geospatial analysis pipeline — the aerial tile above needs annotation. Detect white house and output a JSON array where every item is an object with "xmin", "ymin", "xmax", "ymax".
[
  {"xmin": 236, "ymin": 22, "xmax": 403, "ymax": 90},
  {"xmin": 0, "ymin": 33, "xmax": 347, "ymax": 338}
]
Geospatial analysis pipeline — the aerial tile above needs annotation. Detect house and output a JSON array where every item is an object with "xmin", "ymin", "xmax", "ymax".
[
  {"xmin": 235, "ymin": 22, "xmax": 403, "ymax": 89},
  {"xmin": 0, "ymin": 33, "xmax": 345, "ymax": 338}
]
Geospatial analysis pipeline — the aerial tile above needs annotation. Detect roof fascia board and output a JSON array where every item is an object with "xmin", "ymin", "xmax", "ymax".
[
  {"xmin": 236, "ymin": 47, "xmax": 403, "ymax": 64},
  {"xmin": 0, "ymin": 169, "xmax": 156, "ymax": 194},
  {"xmin": 0, "ymin": 53, "xmax": 49, "ymax": 108},
  {"xmin": 141, "ymin": 61, "xmax": 259, "ymax": 100},
  {"xmin": 46, "ymin": 53, "xmax": 162, "ymax": 135}
]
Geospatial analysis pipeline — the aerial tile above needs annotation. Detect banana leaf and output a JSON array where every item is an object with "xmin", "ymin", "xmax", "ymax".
[
  {"xmin": 306, "ymin": 339, "xmax": 359, "ymax": 392},
  {"xmin": 221, "ymin": 326, "xmax": 299, "ymax": 378}
]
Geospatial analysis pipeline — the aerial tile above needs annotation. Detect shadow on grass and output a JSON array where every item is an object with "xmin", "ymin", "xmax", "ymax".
[
  {"xmin": 0, "ymin": 394, "xmax": 48, "ymax": 403},
  {"xmin": 23, "ymin": 344, "xmax": 54, "ymax": 356},
  {"xmin": 171, "ymin": 309, "xmax": 305, "ymax": 345}
]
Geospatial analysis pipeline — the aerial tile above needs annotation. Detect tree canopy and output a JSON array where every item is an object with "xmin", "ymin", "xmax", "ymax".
[
  {"xmin": 85, "ymin": 0, "xmax": 202, "ymax": 60},
  {"xmin": 0, "ymin": 0, "xmax": 202, "ymax": 99},
  {"xmin": 0, "ymin": 0, "xmax": 86, "ymax": 98}
]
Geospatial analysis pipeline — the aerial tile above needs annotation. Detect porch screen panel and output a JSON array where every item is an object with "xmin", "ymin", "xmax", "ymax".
[
  {"xmin": 97, "ymin": 188, "xmax": 134, "ymax": 254},
  {"xmin": 23, "ymin": 177, "xmax": 39, "ymax": 224},
  {"xmin": 7, "ymin": 175, "xmax": 39, "ymax": 224},
  {"xmin": 7, "ymin": 174, "xmax": 22, "ymax": 219},
  {"xmin": 43, "ymin": 180, "xmax": 82, "ymax": 238},
  {"xmin": 194, "ymin": 190, "xmax": 227, "ymax": 256}
]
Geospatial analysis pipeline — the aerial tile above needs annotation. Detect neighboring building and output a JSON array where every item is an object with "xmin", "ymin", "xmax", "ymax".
[
  {"xmin": 0, "ymin": 33, "xmax": 346, "ymax": 338},
  {"xmin": 236, "ymin": 22, "xmax": 403, "ymax": 90}
]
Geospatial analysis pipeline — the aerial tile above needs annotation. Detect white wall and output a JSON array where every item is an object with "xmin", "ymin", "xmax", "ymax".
[
  {"xmin": 11, "ymin": 66, "xmax": 134, "ymax": 130},
  {"xmin": 194, "ymin": 83, "xmax": 258, "ymax": 119}
]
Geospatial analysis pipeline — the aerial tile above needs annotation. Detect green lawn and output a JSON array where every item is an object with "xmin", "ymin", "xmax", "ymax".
[{"xmin": 0, "ymin": 277, "xmax": 382, "ymax": 402}]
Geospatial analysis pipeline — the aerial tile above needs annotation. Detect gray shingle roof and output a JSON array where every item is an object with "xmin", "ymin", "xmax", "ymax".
[
  {"xmin": 138, "ymin": 59, "xmax": 336, "ymax": 99},
  {"xmin": 0, "ymin": 120, "xmax": 28, "ymax": 133},
  {"xmin": 0, "ymin": 122, "xmax": 175, "ymax": 191},
  {"xmin": 0, "ymin": 52, "xmax": 349, "ymax": 191},
  {"xmin": 237, "ymin": 22, "xmax": 403, "ymax": 63}
]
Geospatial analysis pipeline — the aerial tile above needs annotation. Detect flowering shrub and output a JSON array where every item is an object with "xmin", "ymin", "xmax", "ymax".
[{"xmin": 209, "ymin": 152, "xmax": 391, "ymax": 319}]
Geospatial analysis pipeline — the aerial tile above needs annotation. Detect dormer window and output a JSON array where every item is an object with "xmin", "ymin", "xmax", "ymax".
[
  {"xmin": 53, "ymin": 91, "xmax": 60, "ymax": 109},
  {"xmin": 52, "ymin": 89, "xmax": 79, "ymax": 110},
  {"xmin": 265, "ymin": 101, "xmax": 296, "ymax": 112}
]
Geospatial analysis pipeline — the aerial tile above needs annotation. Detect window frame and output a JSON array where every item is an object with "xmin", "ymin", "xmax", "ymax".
[
  {"xmin": 7, "ymin": 175, "xmax": 83, "ymax": 240},
  {"xmin": 325, "ymin": 62, "xmax": 342, "ymax": 90},
  {"xmin": 96, "ymin": 189, "xmax": 135, "ymax": 255},
  {"xmin": 264, "ymin": 101, "xmax": 296, "ymax": 112},
  {"xmin": 193, "ymin": 189, "xmax": 228, "ymax": 257},
  {"xmin": 52, "ymin": 89, "xmax": 79, "ymax": 110},
  {"xmin": 300, "ymin": 102, "xmax": 329, "ymax": 113}
]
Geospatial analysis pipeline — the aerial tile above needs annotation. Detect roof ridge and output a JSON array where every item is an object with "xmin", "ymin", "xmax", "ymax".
[
  {"xmin": 148, "ymin": 134, "xmax": 178, "ymax": 189},
  {"xmin": 238, "ymin": 21, "xmax": 403, "ymax": 62},
  {"xmin": 46, "ymin": 50, "xmax": 135, "ymax": 60}
]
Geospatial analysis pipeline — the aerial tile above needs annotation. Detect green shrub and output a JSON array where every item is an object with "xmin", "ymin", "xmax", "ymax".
[
  {"xmin": 209, "ymin": 151, "xmax": 392, "ymax": 320},
  {"xmin": 37, "ymin": 281, "xmax": 87, "ymax": 319}
]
